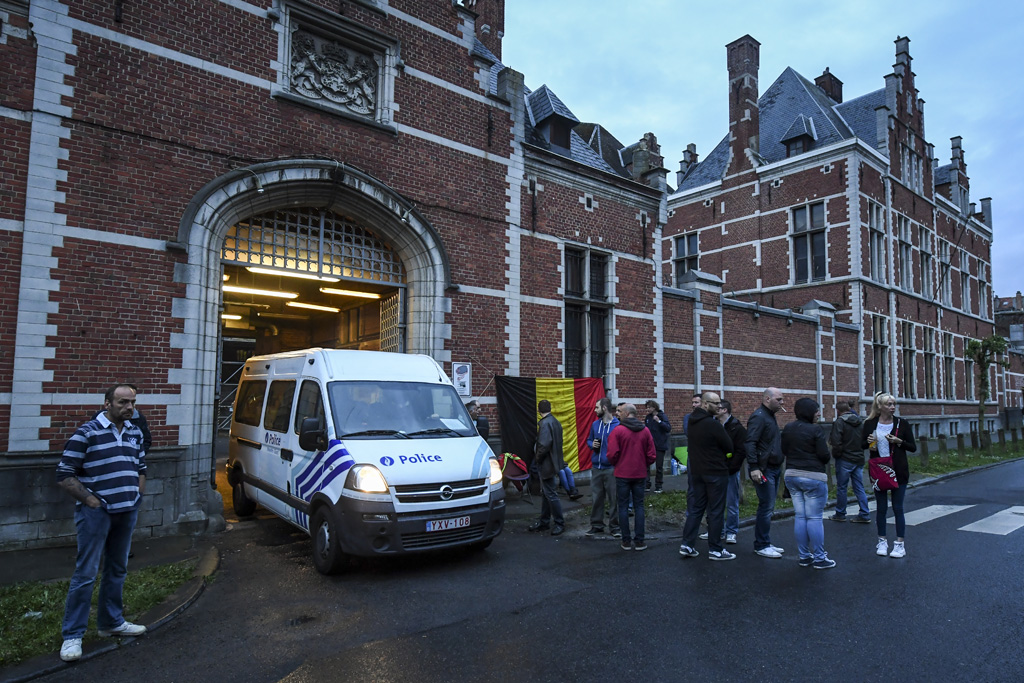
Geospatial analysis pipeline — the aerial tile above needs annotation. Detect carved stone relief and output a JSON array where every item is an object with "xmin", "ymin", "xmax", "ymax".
[{"xmin": 290, "ymin": 28, "xmax": 378, "ymax": 117}]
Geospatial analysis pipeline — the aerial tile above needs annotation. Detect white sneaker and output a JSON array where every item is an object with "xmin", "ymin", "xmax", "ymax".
[
  {"xmin": 678, "ymin": 544, "xmax": 699, "ymax": 558},
  {"xmin": 770, "ymin": 545, "xmax": 785, "ymax": 554},
  {"xmin": 60, "ymin": 638, "xmax": 82, "ymax": 662},
  {"xmin": 699, "ymin": 531, "xmax": 709, "ymax": 540},
  {"xmin": 98, "ymin": 621, "xmax": 147, "ymax": 637},
  {"xmin": 876, "ymin": 538, "xmax": 889, "ymax": 556},
  {"xmin": 755, "ymin": 547, "xmax": 782, "ymax": 559},
  {"xmin": 708, "ymin": 549, "xmax": 736, "ymax": 561},
  {"xmin": 725, "ymin": 533, "xmax": 737, "ymax": 545},
  {"xmin": 890, "ymin": 541, "xmax": 906, "ymax": 559}
]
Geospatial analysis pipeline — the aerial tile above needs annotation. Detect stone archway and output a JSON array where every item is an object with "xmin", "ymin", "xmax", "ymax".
[{"xmin": 167, "ymin": 159, "xmax": 453, "ymax": 527}]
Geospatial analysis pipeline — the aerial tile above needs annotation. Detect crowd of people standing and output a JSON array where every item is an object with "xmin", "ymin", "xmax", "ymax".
[{"xmin": 515, "ymin": 388, "xmax": 916, "ymax": 566}]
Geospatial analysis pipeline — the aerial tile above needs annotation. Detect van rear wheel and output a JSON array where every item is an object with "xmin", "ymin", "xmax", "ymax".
[
  {"xmin": 311, "ymin": 507, "xmax": 347, "ymax": 575},
  {"xmin": 232, "ymin": 476, "xmax": 256, "ymax": 517}
]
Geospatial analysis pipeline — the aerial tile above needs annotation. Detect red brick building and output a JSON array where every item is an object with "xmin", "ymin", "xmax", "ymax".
[{"xmin": 0, "ymin": 1, "xmax": 1007, "ymax": 548}]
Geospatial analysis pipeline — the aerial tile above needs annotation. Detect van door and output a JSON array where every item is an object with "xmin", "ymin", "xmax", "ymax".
[
  {"xmin": 287, "ymin": 378, "xmax": 328, "ymax": 529},
  {"xmin": 258, "ymin": 379, "xmax": 297, "ymax": 517},
  {"xmin": 231, "ymin": 378, "xmax": 268, "ymax": 504}
]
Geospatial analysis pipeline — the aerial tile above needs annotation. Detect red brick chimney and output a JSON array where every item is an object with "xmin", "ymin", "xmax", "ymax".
[
  {"xmin": 815, "ymin": 67, "xmax": 843, "ymax": 103},
  {"xmin": 725, "ymin": 35, "xmax": 760, "ymax": 176}
]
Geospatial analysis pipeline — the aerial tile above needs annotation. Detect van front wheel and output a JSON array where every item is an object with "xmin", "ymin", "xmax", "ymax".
[
  {"xmin": 311, "ymin": 507, "xmax": 347, "ymax": 575},
  {"xmin": 232, "ymin": 477, "xmax": 256, "ymax": 517}
]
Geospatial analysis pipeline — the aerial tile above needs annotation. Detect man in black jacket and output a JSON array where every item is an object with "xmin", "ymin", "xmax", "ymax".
[
  {"xmin": 829, "ymin": 401, "xmax": 870, "ymax": 523},
  {"xmin": 679, "ymin": 392, "xmax": 736, "ymax": 561},
  {"xmin": 745, "ymin": 387, "xmax": 786, "ymax": 558},
  {"xmin": 528, "ymin": 400, "xmax": 565, "ymax": 535},
  {"xmin": 643, "ymin": 400, "xmax": 671, "ymax": 493},
  {"xmin": 719, "ymin": 399, "xmax": 746, "ymax": 544}
]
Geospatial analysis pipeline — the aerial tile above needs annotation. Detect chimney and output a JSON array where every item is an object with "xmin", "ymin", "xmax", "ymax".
[
  {"xmin": 1016, "ymin": 291, "xmax": 1022, "ymax": 311},
  {"xmin": 677, "ymin": 143, "xmax": 698, "ymax": 186},
  {"xmin": 980, "ymin": 197, "xmax": 993, "ymax": 229},
  {"xmin": 631, "ymin": 132, "xmax": 668, "ymax": 190},
  {"xmin": 725, "ymin": 35, "xmax": 761, "ymax": 175},
  {"xmin": 470, "ymin": 0, "xmax": 505, "ymax": 61},
  {"xmin": 814, "ymin": 67, "xmax": 843, "ymax": 103}
]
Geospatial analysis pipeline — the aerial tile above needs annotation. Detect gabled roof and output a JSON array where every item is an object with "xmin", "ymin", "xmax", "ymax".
[
  {"xmin": 575, "ymin": 123, "xmax": 629, "ymax": 175},
  {"xmin": 676, "ymin": 66, "xmax": 880, "ymax": 193},
  {"xmin": 835, "ymin": 88, "xmax": 885, "ymax": 145},
  {"xmin": 527, "ymin": 85, "xmax": 579, "ymax": 124}
]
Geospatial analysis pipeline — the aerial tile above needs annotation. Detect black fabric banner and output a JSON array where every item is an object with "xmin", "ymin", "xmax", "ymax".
[{"xmin": 495, "ymin": 376, "xmax": 538, "ymax": 466}]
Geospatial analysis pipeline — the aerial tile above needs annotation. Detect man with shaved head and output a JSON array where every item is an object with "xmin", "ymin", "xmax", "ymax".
[
  {"xmin": 745, "ymin": 387, "xmax": 786, "ymax": 559},
  {"xmin": 679, "ymin": 392, "xmax": 735, "ymax": 561}
]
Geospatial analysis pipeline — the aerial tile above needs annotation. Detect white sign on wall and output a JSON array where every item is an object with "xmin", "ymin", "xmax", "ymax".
[{"xmin": 452, "ymin": 362, "xmax": 472, "ymax": 396}]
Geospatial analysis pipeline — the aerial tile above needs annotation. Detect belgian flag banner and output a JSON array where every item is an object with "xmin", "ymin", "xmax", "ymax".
[{"xmin": 495, "ymin": 376, "xmax": 605, "ymax": 472}]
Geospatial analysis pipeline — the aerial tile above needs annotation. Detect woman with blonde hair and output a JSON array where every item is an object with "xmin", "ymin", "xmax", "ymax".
[{"xmin": 861, "ymin": 392, "xmax": 916, "ymax": 558}]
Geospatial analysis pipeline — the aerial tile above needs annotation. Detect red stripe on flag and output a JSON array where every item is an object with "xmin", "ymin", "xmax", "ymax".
[{"xmin": 572, "ymin": 378, "xmax": 606, "ymax": 471}]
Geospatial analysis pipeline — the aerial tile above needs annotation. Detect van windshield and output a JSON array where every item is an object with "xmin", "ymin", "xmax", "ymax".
[{"xmin": 327, "ymin": 381, "xmax": 478, "ymax": 439}]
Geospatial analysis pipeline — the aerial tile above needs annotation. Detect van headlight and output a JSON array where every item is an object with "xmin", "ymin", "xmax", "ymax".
[
  {"xmin": 488, "ymin": 457, "xmax": 503, "ymax": 486},
  {"xmin": 347, "ymin": 465, "xmax": 389, "ymax": 493}
]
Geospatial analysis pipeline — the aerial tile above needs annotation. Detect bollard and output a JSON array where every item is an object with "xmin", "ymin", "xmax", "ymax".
[
  {"xmin": 919, "ymin": 436, "xmax": 929, "ymax": 468},
  {"xmin": 998, "ymin": 429, "xmax": 1006, "ymax": 453},
  {"xmin": 938, "ymin": 434, "xmax": 948, "ymax": 466},
  {"xmin": 957, "ymin": 433, "xmax": 966, "ymax": 458},
  {"xmin": 969, "ymin": 430, "xmax": 979, "ymax": 451}
]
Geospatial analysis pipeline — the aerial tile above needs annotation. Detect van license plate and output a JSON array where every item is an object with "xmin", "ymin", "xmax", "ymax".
[{"xmin": 426, "ymin": 516, "xmax": 470, "ymax": 532}]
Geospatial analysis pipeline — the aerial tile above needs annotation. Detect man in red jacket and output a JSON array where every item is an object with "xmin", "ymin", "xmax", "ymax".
[{"xmin": 606, "ymin": 403, "xmax": 656, "ymax": 551}]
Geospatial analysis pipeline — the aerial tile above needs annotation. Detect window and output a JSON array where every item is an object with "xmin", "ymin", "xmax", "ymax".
[
  {"xmin": 273, "ymin": 1, "xmax": 398, "ymax": 127},
  {"xmin": 264, "ymin": 380, "xmax": 296, "ymax": 433},
  {"xmin": 565, "ymin": 247, "xmax": 611, "ymax": 381},
  {"xmin": 923, "ymin": 328, "xmax": 936, "ymax": 400},
  {"xmin": 960, "ymin": 250, "xmax": 971, "ymax": 312},
  {"xmin": 901, "ymin": 145, "xmax": 924, "ymax": 194},
  {"xmin": 895, "ymin": 214, "xmax": 913, "ymax": 291},
  {"xmin": 929, "ymin": 422, "xmax": 939, "ymax": 438},
  {"xmin": 939, "ymin": 240, "xmax": 952, "ymax": 306},
  {"xmin": 673, "ymin": 233, "xmax": 699, "ymax": 286},
  {"xmin": 294, "ymin": 380, "xmax": 326, "ymax": 433},
  {"xmin": 872, "ymin": 315, "xmax": 890, "ymax": 394},
  {"xmin": 949, "ymin": 421, "xmax": 959, "ymax": 435},
  {"xmin": 920, "ymin": 227, "xmax": 934, "ymax": 299},
  {"xmin": 942, "ymin": 333, "xmax": 955, "ymax": 399},
  {"xmin": 235, "ymin": 380, "xmax": 267, "ymax": 427},
  {"xmin": 792, "ymin": 202, "xmax": 826, "ymax": 283},
  {"xmin": 868, "ymin": 201, "xmax": 887, "ymax": 283},
  {"xmin": 786, "ymin": 137, "xmax": 807, "ymax": 158},
  {"xmin": 901, "ymin": 321, "xmax": 916, "ymax": 399},
  {"xmin": 978, "ymin": 266, "xmax": 990, "ymax": 319},
  {"xmin": 965, "ymin": 356, "xmax": 975, "ymax": 401}
]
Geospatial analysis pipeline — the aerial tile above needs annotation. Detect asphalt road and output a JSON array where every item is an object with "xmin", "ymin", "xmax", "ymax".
[{"xmin": 37, "ymin": 460, "xmax": 1024, "ymax": 682}]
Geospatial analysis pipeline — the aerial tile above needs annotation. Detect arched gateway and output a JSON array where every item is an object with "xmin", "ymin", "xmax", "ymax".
[{"xmin": 169, "ymin": 159, "xmax": 453, "ymax": 531}]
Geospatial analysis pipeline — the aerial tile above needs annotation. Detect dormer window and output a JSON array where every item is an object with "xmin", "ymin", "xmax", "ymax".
[
  {"xmin": 549, "ymin": 118, "xmax": 571, "ymax": 151},
  {"xmin": 781, "ymin": 114, "xmax": 816, "ymax": 158}
]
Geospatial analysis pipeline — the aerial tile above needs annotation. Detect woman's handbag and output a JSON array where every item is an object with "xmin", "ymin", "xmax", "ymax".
[{"xmin": 868, "ymin": 456, "xmax": 898, "ymax": 491}]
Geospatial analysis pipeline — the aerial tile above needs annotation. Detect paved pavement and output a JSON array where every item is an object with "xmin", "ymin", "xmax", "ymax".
[{"xmin": 2, "ymin": 457, "xmax": 1020, "ymax": 682}]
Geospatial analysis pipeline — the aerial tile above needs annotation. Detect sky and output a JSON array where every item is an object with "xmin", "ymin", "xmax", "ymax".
[{"xmin": 502, "ymin": 0, "xmax": 1024, "ymax": 298}]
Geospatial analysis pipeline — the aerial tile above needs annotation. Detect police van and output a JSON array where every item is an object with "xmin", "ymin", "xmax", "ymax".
[{"xmin": 226, "ymin": 349, "xmax": 505, "ymax": 574}]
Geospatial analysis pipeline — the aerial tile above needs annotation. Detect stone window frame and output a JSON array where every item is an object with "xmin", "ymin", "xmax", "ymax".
[
  {"xmin": 564, "ymin": 245, "xmax": 612, "ymax": 381},
  {"xmin": 791, "ymin": 201, "xmax": 827, "ymax": 284},
  {"xmin": 270, "ymin": 0, "xmax": 400, "ymax": 132}
]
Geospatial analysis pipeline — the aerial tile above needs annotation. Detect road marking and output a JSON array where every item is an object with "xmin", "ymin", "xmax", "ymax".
[
  {"xmin": 958, "ymin": 507, "xmax": 1024, "ymax": 536},
  {"xmin": 900, "ymin": 504, "xmax": 975, "ymax": 526}
]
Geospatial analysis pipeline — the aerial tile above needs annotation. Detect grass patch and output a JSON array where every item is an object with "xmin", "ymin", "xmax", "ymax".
[
  {"xmin": 909, "ymin": 446, "xmax": 1021, "ymax": 478},
  {"xmin": 644, "ymin": 478, "xmax": 793, "ymax": 519},
  {"xmin": 0, "ymin": 557, "xmax": 197, "ymax": 667}
]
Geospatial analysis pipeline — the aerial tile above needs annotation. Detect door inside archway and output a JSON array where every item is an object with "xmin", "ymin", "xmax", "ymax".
[{"xmin": 217, "ymin": 207, "xmax": 407, "ymax": 428}]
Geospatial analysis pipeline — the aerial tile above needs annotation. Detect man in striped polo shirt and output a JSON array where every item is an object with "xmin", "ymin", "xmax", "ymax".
[{"xmin": 56, "ymin": 384, "xmax": 148, "ymax": 662}]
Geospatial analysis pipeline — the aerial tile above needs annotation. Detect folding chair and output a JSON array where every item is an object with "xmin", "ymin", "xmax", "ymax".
[{"xmin": 499, "ymin": 453, "xmax": 532, "ymax": 504}]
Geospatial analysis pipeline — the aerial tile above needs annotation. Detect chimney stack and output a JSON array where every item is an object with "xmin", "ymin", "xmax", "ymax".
[
  {"xmin": 814, "ymin": 67, "xmax": 843, "ymax": 103},
  {"xmin": 980, "ymin": 197, "xmax": 993, "ymax": 229},
  {"xmin": 677, "ymin": 143, "xmax": 698, "ymax": 186},
  {"xmin": 725, "ymin": 35, "xmax": 761, "ymax": 175}
]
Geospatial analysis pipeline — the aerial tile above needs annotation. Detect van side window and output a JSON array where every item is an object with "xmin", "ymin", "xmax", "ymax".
[
  {"xmin": 294, "ymin": 380, "xmax": 326, "ymax": 434},
  {"xmin": 264, "ymin": 380, "xmax": 296, "ymax": 433},
  {"xmin": 235, "ymin": 380, "xmax": 267, "ymax": 426}
]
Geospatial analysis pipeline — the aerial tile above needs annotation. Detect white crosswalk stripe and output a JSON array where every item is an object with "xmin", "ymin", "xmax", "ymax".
[
  {"xmin": 901, "ymin": 504, "xmax": 974, "ymax": 526},
  {"xmin": 957, "ymin": 506, "xmax": 1024, "ymax": 536}
]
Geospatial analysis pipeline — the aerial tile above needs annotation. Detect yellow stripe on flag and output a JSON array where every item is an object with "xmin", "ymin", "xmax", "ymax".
[{"xmin": 536, "ymin": 378, "xmax": 580, "ymax": 472}]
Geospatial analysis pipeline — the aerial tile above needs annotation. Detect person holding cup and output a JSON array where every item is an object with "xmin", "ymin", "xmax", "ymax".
[
  {"xmin": 585, "ymin": 398, "xmax": 620, "ymax": 537},
  {"xmin": 861, "ymin": 392, "xmax": 917, "ymax": 558}
]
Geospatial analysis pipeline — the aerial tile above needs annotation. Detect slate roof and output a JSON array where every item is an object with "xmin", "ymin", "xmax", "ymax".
[
  {"xmin": 676, "ymin": 67, "xmax": 880, "ymax": 193},
  {"xmin": 526, "ymin": 85, "xmax": 579, "ymax": 124}
]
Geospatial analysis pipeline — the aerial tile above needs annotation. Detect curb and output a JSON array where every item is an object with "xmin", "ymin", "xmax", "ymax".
[{"xmin": 1, "ymin": 545, "xmax": 220, "ymax": 683}]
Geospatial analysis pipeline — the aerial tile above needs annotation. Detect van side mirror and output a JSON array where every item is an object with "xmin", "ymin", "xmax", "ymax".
[{"xmin": 299, "ymin": 417, "xmax": 328, "ymax": 452}]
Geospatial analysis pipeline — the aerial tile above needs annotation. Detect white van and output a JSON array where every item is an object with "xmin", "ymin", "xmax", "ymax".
[{"xmin": 226, "ymin": 348, "xmax": 505, "ymax": 574}]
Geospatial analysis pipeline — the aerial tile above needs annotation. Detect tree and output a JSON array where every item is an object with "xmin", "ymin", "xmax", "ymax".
[{"xmin": 964, "ymin": 335, "xmax": 1009, "ymax": 449}]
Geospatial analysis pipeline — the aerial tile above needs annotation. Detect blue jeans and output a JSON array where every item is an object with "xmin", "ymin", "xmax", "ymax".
[
  {"xmin": 616, "ymin": 478, "xmax": 646, "ymax": 544},
  {"xmin": 558, "ymin": 466, "xmax": 576, "ymax": 493},
  {"xmin": 682, "ymin": 473, "xmax": 729, "ymax": 551},
  {"xmin": 834, "ymin": 460, "xmax": 869, "ymax": 518},
  {"xmin": 876, "ymin": 482, "xmax": 907, "ymax": 538},
  {"xmin": 539, "ymin": 476, "xmax": 564, "ymax": 527},
  {"xmin": 753, "ymin": 466, "xmax": 781, "ymax": 550},
  {"xmin": 724, "ymin": 470, "xmax": 741, "ymax": 535},
  {"xmin": 788, "ymin": 476, "xmax": 828, "ymax": 561},
  {"xmin": 62, "ymin": 505, "xmax": 139, "ymax": 639}
]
